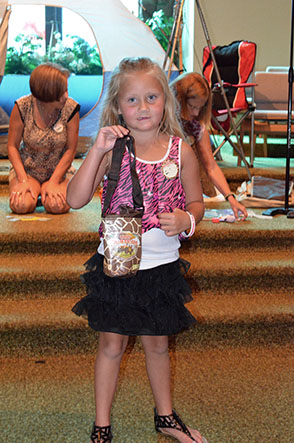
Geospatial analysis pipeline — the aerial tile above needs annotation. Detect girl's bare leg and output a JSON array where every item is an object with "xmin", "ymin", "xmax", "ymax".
[
  {"xmin": 141, "ymin": 335, "xmax": 172, "ymax": 415},
  {"xmin": 94, "ymin": 332, "xmax": 129, "ymax": 426},
  {"xmin": 141, "ymin": 335, "xmax": 205, "ymax": 443}
]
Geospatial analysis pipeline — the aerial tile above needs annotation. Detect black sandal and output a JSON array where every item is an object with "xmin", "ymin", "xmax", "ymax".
[
  {"xmin": 90, "ymin": 423, "xmax": 113, "ymax": 443},
  {"xmin": 154, "ymin": 408, "xmax": 207, "ymax": 442}
]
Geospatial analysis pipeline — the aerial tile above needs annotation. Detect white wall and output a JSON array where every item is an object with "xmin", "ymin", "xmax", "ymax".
[{"xmin": 184, "ymin": 0, "xmax": 292, "ymax": 73}]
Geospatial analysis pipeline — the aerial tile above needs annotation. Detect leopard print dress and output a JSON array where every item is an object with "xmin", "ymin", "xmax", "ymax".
[{"xmin": 15, "ymin": 94, "xmax": 79, "ymax": 183}]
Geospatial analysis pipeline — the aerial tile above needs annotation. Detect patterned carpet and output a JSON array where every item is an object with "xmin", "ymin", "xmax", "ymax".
[{"xmin": 1, "ymin": 155, "xmax": 294, "ymax": 442}]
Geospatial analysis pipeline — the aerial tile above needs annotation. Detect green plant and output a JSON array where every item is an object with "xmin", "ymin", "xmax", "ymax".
[
  {"xmin": 144, "ymin": 9, "xmax": 178, "ymax": 65},
  {"xmin": 4, "ymin": 34, "xmax": 43, "ymax": 74},
  {"xmin": 45, "ymin": 34, "xmax": 102, "ymax": 75},
  {"xmin": 5, "ymin": 10, "xmax": 174, "ymax": 75},
  {"xmin": 4, "ymin": 33, "xmax": 102, "ymax": 75}
]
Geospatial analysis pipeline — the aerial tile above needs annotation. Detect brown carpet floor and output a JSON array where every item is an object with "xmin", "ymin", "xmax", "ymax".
[{"xmin": 1, "ymin": 156, "xmax": 294, "ymax": 443}]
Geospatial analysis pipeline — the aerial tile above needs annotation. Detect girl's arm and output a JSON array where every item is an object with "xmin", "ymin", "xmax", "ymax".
[
  {"xmin": 158, "ymin": 141, "xmax": 204, "ymax": 236},
  {"xmin": 66, "ymin": 125, "xmax": 129, "ymax": 209},
  {"xmin": 180, "ymin": 140, "xmax": 205, "ymax": 226},
  {"xmin": 196, "ymin": 128, "xmax": 248, "ymax": 219}
]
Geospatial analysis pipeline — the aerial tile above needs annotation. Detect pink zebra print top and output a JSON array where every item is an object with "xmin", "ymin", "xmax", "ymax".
[{"xmin": 99, "ymin": 136, "xmax": 186, "ymax": 235}]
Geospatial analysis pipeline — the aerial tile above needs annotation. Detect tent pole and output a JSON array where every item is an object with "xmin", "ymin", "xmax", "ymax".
[
  {"xmin": 163, "ymin": 0, "xmax": 184, "ymax": 74},
  {"xmin": 178, "ymin": 25, "xmax": 183, "ymax": 73},
  {"xmin": 162, "ymin": 1, "xmax": 181, "ymax": 71},
  {"xmin": 0, "ymin": 6, "xmax": 11, "ymax": 83},
  {"xmin": 194, "ymin": 0, "xmax": 252, "ymax": 178},
  {"xmin": 263, "ymin": 0, "xmax": 294, "ymax": 217},
  {"xmin": 167, "ymin": 0, "xmax": 185, "ymax": 79}
]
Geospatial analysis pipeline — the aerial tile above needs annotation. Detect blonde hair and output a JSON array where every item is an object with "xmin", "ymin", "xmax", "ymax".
[
  {"xmin": 170, "ymin": 72, "xmax": 212, "ymax": 126},
  {"xmin": 30, "ymin": 62, "xmax": 69, "ymax": 102},
  {"xmin": 100, "ymin": 57, "xmax": 185, "ymax": 138}
]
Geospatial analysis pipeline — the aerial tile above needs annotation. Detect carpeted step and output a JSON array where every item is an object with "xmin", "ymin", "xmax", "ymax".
[
  {"xmin": 0, "ymin": 253, "xmax": 88, "ymax": 297},
  {"xmin": 0, "ymin": 194, "xmax": 102, "ymax": 254},
  {"xmin": 220, "ymin": 165, "xmax": 292, "ymax": 192},
  {"xmin": 1, "ymin": 249, "xmax": 293, "ymax": 351},
  {"xmin": 1, "ymin": 158, "xmax": 294, "ymax": 255},
  {"xmin": 184, "ymin": 222, "xmax": 294, "ymax": 251},
  {"xmin": 1, "ymin": 207, "xmax": 294, "ymax": 254},
  {"xmin": 1, "ymin": 290, "xmax": 293, "ymax": 355},
  {"xmin": 1, "ymin": 158, "xmax": 294, "ymax": 363},
  {"xmin": 1, "ymin": 161, "xmax": 294, "ymax": 443},
  {"xmin": 1, "ymin": 314, "xmax": 294, "ymax": 358},
  {"xmin": 0, "ymin": 298, "xmax": 84, "ymax": 329},
  {"xmin": 1, "ymin": 289, "xmax": 293, "ymax": 331},
  {"xmin": 185, "ymin": 248, "xmax": 294, "ymax": 294},
  {"xmin": 1, "ymin": 244, "xmax": 294, "ymax": 357},
  {"xmin": 1, "ymin": 226, "xmax": 293, "ymax": 254},
  {"xmin": 1, "ymin": 249, "xmax": 293, "ymax": 296}
]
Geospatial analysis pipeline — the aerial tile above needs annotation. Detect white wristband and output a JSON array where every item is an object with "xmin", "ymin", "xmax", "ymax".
[{"xmin": 180, "ymin": 211, "xmax": 196, "ymax": 238}]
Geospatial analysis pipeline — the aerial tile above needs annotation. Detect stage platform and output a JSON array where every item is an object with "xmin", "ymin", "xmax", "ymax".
[{"xmin": 1, "ymin": 149, "xmax": 294, "ymax": 442}]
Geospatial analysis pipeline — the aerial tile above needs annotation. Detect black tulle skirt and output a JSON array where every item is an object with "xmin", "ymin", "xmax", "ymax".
[{"xmin": 72, "ymin": 253, "xmax": 197, "ymax": 336}]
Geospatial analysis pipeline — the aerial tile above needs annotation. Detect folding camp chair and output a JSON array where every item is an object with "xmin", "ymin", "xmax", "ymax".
[{"xmin": 202, "ymin": 40, "xmax": 257, "ymax": 169}]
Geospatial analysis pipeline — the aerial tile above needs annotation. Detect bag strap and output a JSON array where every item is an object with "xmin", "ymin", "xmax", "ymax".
[
  {"xmin": 127, "ymin": 136, "xmax": 144, "ymax": 210},
  {"xmin": 102, "ymin": 135, "xmax": 143, "ymax": 217}
]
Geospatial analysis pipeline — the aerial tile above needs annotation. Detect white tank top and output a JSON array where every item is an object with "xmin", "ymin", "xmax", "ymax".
[{"xmin": 98, "ymin": 227, "xmax": 180, "ymax": 270}]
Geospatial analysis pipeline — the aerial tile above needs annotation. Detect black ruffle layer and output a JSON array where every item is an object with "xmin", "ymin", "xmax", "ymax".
[{"xmin": 72, "ymin": 253, "xmax": 197, "ymax": 336}]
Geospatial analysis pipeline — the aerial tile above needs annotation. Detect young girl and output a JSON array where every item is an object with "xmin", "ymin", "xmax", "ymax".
[
  {"xmin": 171, "ymin": 72, "xmax": 247, "ymax": 220},
  {"xmin": 66, "ymin": 57, "xmax": 207, "ymax": 443}
]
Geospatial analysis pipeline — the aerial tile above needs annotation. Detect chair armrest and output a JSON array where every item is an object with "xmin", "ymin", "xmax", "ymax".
[{"xmin": 212, "ymin": 82, "xmax": 257, "ymax": 90}]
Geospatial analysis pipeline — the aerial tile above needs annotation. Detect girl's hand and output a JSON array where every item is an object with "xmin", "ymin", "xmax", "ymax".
[
  {"xmin": 158, "ymin": 208, "xmax": 190, "ymax": 236},
  {"xmin": 10, "ymin": 181, "xmax": 36, "ymax": 206},
  {"xmin": 228, "ymin": 197, "xmax": 248, "ymax": 220},
  {"xmin": 93, "ymin": 125, "xmax": 129, "ymax": 153}
]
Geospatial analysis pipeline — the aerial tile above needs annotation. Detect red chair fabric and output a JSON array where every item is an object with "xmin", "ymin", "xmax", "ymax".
[
  {"xmin": 202, "ymin": 40, "xmax": 257, "ymax": 165},
  {"xmin": 203, "ymin": 40, "xmax": 256, "ymax": 112}
]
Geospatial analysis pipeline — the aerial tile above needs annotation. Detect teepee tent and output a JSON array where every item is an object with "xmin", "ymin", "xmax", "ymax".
[
  {"xmin": 0, "ymin": 6, "xmax": 10, "ymax": 84},
  {"xmin": 0, "ymin": 0, "xmax": 178, "ymax": 139}
]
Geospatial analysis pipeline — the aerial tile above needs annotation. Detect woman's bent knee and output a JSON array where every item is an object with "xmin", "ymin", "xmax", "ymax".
[
  {"xmin": 9, "ymin": 197, "xmax": 37, "ymax": 214},
  {"xmin": 44, "ymin": 201, "xmax": 70, "ymax": 214}
]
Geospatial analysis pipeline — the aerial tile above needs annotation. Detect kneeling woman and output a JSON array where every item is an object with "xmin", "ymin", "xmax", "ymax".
[{"xmin": 8, "ymin": 62, "xmax": 80, "ymax": 214}]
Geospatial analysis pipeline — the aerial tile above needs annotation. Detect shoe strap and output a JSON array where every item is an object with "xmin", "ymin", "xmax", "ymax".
[
  {"xmin": 90, "ymin": 423, "xmax": 112, "ymax": 443},
  {"xmin": 154, "ymin": 409, "xmax": 196, "ymax": 441}
]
